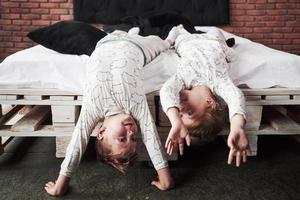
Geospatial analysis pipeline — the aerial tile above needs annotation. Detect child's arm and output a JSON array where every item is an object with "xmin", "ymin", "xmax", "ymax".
[
  {"xmin": 131, "ymin": 97, "xmax": 174, "ymax": 190},
  {"xmin": 214, "ymin": 71, "xmax": 250, "ymax": 166},
  {"xmin": 160, "ymin": 74, "xmax": 191, "ymax": 155},
  {"xmin": 227, "ymin": 113, "xmax": 249, "ymax": 167},
  {"xmin": 45, "ymin": 96, "xmax": 102, "ymax": 196}
]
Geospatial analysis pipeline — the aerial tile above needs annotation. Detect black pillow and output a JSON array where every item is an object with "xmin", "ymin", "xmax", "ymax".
[{"xmin": 27, "ymin": 20, "xmax": 107, "ymax": 56}]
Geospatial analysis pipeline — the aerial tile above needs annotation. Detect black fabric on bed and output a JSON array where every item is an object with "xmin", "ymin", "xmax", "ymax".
[
  {"xmin": 74, "ymin": 0, "xmax": 229, "ymax": 25},
  {"xmin": 103, "ymin": 12, "xmax": 204, "ymax": 39},
  {"xmin": 27, "ymin": 20, "xmax": 107, "ymax": 56}
]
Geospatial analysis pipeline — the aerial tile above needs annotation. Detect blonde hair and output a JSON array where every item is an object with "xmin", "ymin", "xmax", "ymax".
[
  {"xmin": 187, "ymin": 94, "xmax": 228, "ymax": 143},
  {"xmin": 95, "ymin": 139, "xmax": 138, "ymax": 174}
]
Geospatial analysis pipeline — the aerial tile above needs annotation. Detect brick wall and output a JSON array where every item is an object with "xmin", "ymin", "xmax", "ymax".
[{"xmin": 0, "ymin": 0, "xmax": 299, "ymax": 61}]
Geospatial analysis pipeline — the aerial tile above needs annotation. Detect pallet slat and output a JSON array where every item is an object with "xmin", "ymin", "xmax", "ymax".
[{"xmin": 11, "ymin": 106, "xmax": 51, "ymax": 132}]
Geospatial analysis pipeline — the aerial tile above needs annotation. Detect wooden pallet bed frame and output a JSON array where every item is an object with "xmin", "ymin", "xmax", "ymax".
[{"xmin": 0, "ymin": 88, "xmax": 300, "ymax": 160}]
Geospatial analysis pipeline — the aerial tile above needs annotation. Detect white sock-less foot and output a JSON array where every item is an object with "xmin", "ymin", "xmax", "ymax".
[{"xmin": 128, "ymin": 27, "xmax": 140, "ymax": 35}]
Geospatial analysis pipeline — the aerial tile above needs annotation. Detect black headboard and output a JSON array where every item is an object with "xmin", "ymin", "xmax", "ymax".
[{"xmin": 74, "ymin": 0, "xmax": 229, "ymax": 25}]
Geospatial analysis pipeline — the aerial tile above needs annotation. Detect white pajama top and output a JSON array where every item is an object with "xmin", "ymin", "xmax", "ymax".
[
  {"xmin": 60, "ymin": 31, "xmax": 170, "ymax": 177},
  {"xmin": 160, "ymin": 29, "xmax": 246, "ymax": 121}
]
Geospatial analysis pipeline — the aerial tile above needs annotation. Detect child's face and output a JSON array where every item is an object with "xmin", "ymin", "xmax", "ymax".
[
  {"xmin": 98, "ymin": 114, "xmax": 138, "ymax": 156},
  {"xmin": 179, "ymin": 86, "xmax": 214, "ymax": 127}
]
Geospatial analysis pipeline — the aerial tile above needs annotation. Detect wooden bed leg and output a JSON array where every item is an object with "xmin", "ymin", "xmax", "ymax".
[
  {"xmin": 248, "ymin": 135, "xmax": 258, "ymax": 156},
  {"xmin": 56, "ymin": 136, "xmax": 71, "ymax": 158},
  {"xmin": 0, "ymin": 137, "xmax": 4, "ymax": 155}
]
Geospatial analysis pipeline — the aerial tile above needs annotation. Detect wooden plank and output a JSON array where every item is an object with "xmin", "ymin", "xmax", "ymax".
[
  {"xmin": 11, "ymin": 106, "xmax": 51, "ymax": 132},
  {"xmin": 51, "ymin": 106, "xmax": 79, "ymax": 123},
  {"xmin": 265, "ymin": 95, "xmax": 290, "ymax": 101},
  {"xmin": 50, "ymin": 96, "xmax": 76, "ymax": 101},
  {"xmin": 0, "ymin": 125, "xmax": 74, "ymax": 136},
  {"xmin": 245, "ymin": 106, "xmax": 262, "ymax": 131},
  {"xmin": 56, "ymin": 136, "xmax": 71, "ymax": 158},
  {"xmin": 241, "ymin": 88, "xmax": 300, "ymax": 96},
  {"xmin": 264, "ymin": 106, "xmax": 300, "ymax": 131},
  {"xmin": 0, "ymin": 88, "xmax": 80, "ymax": 96},
  {"xmin": 0, "ymin": 95, "xmax": 23, "ymax": 100},
  {"xmin": 0, "ymin": 99, "xmax": 82, "ymax": 106},
  {"xmin": 0, "ymin": 105, "xmax": 24, "ymax": 126},
  {"xmin": 246, "ymin": 99, "xmax": 300, "ymax": 106},
  {"xmin": 24, "ymin": 95, "xmax": 49, "ymax": 100},
  {"xmin": 248, "ymin": 135, "xmax": 257, "ymax": 156}
]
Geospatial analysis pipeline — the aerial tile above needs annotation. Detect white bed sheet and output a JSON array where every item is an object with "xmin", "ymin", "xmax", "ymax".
[{"xmin": 1, "ymin": 27, "xmax": 300, "ymax": 94}]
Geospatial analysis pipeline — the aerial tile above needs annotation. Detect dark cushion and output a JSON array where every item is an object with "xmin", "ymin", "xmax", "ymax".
[{"xmin": 27, "ymin": 20, "xmax": 107, "ymax": 55}]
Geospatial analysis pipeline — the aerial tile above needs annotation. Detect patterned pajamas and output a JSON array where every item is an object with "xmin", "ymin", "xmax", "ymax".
[{"xmin": 60, "ymin": 33, "xmax": 169, "ymax": 177}]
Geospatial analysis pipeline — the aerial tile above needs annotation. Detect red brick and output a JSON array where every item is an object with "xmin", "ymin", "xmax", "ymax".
[
  {"xmin": 0, "ymin": 8, "xmax": 10, "ymax": 13},
  {"xmin": 12, "ymin": 31, "xmax": 28, "ymax": 37},
  {"xmin": 32, "ymin": 20, "xmax": 51, "ymax": 26},
  {"xmin": 15, "ymin": 42, "xmax": 33, "ymax": 48},
  {"xmin": 12, "ymin": 20, "xmax": 31, "ymax": 25},
  {"xmin": 243, "ymin": 34, "xmax": 264, "ymax": 39},
  {"xmin": 274, "ymin": 15, "xmax": 295, "ymax": 21},
  {"xmin": 0, "ymin": 19, "xmax": 12, "ymax": 25},
  {"xmin": 231, "ymin": 10, "xmax": 246, "ymax": 16},
  {"xmin": 21, "ymin": 14, "xmax": 41, "ymax": 20},
  {"xmin": 50, "ymin": 9, "xmax": 69, "ymax": 15},
  {"xmin": 6, "ymin": 47, "xmax": 24, "ymax": 53},
  {"xmin": 273, "ymin": 27, "xmax": 294, "ymax": 33},
  {"xmin": 10, "ymin": 8, "xmax": 30, "ymax": 13},
  {"xmin": 60, "ymin": 3, "xmax": 73, "ymax": 9},
  {"xmin": 276, "ymin": 3, "xmax": 296, "ymax": 9},
  {"xmin": 246, "ymin": 10, "xmax": 266, "ymax": 16},
  {"xmin": 246, "ymin": 22, "xmax": 265, "ymax": 27},
  {"xmin": 284, "ymin": 33, "xmax": 300, "ymax": 39},
  {"xmin": 247, "ymin": 0, "xmax": 266, "ymax": 3},
  {"xmin": 267, "ymin": 10, "xmax": 288, "ymax": 15},
  {"xmin": 254, "ymin": 16, "xmax": 274, "ymax": 21},
  {"xmin": 1, "ymin": 25, "xmax": 22, "ymax": 31},
  {"xmin": 236, "ymin": 4, "xmax": 255, "ymax": 9},
  {"xmin": 282, "ymin": 45, "xmax": 300, "ymax": 50},
  {"xmin": 256, "ymin": 4, "xmax": 275, "ymax": 9},
  {"xmin": 0, "ymin": 42, "xmax": 14, "ymax": 47},
  {"xmin": 228, "ymin": 22, "xmax": 245, "ymax": 27},
  {"xmin": 41, "ymin": 14, "xmax": 60, "ymax": 20},
  {"xmin": 30, "ymin": 0, "xmax": 48, "ymax": 2},
  {"xmin": 273, "ymin": 39, "xmax": 292, "ymax": 45},
  {"xmin": 293, "ymin": 39, "xmax": 300, "ymax": 44},
  {"xmin": 49, "ymin": 0, "xmax": 68, "ymax": 2},
  {"xmin": 0, "ymin": 2, "xmax": 20, "ymax": 8},
  {"xmin": 264, "ymin": 33, "xmax": 284, "ymax": 39},
  {"xmin": 3, "ymin": 36, "xmax": 22, "ymax": 42},
  {"xmin": 21, "ymin": 3, "xmax": 40, "ymax": 8},
  {"xmin": 232, "ymin": 16, "xmax": 254, "ymax": 22},
  {"xmin": 0, "ymin": 31, "xmax": 12, "ymax": 36},
  {"xmin": 268, "ymin": 0, "xmax": 287, "ymax": 2},
  {"xmin": 31, "ymin": 8, "xmax": 49, "ymax": 14},
  {"xmin": 1, "ymin": 14, "xmax": 20, "ymax": 19},
  {"xmin": 254, "ymin": 39, "xmax": 273, "ymax": 45},
  {"xmin": 253, "ymin": 27, "xmax": 273, "ymax": 33},
  {"xmin": 286, "ymin": 21, "xmax": 299, "ymax": 27},
  {"xmin": 10, "ymin": 0, "xmax": 29, "ymax": 2},
  {"xmin": 40, "ymin": 3, "xmax": 60, "ymax": 9},
  {"xmin": 267, "ymin": 21, "xmax": 286, "ymax": 27},
  {"xmin": 288, "ymin": 10, "xmax": 300, "ymax": 15},
  {"xmin": 60, "ymin": 15, "xmax": 73, "ymax": 20}
]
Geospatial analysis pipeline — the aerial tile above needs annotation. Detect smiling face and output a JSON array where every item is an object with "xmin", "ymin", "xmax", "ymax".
[
  {"xmin": 179, "ymin": 85, "xmax": 215, "ymax": 128},
  {"xmin": 97, "ymin": 113, "xmax": 139, "ymax": 156}
]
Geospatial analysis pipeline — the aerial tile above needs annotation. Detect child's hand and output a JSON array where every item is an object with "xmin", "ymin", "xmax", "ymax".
[
  {"xmin": 165, "ymin": 107, "xmax": 191, "ymax": 156},
  {"xmin": 227, "ymin": 114, "xmax": 250, "ymax": 167},
  {"xmin": 151, "ymin": 167, "xmax": 175, "ymax": 191},
  {"xmin": 44, "ymin": 175, "xmax": 70, "ymax": 196},
  {"xmin": 165, "ymin": 120, "xmax": 191, "ymax": 156}
]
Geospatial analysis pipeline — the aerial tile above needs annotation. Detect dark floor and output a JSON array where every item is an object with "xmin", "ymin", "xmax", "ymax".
[{"xmin": 0, "ymin": 135, "xmax": 299, "ymax": 200}]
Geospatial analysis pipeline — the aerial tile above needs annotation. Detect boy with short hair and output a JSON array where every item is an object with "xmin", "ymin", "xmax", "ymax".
[
  {"xmin": 160, "ymin": 25, "xmax": 250, "ymax": 166},
  {"xmin": 45, "ymin": 27, "xmax": 179, "ymax": 196}
]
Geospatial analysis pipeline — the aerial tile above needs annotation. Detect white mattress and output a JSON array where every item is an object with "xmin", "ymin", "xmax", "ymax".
[{"xmin": 1, "ymin": 27, "xmax": 300, "ymax": 94}]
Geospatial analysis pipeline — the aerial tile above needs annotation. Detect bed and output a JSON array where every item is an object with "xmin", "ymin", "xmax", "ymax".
[{"xmin": 1, "ymin": 26, "xmax": 300, "ymax": 160}]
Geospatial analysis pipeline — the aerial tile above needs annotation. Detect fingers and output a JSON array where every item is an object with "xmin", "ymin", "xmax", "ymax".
[
  {"xmin": 45, "ymin": 181, "xmax": 55, "ymax": 187},
  {"xmin": 185, "ymin": 134, "xmax": 191, "ymax": 146},
  {"xmin": 227, "ymin": 147, "xmax": 235, "ymax": 165},
  {"xmin": 242, "ymin": 150, "xmax": 247, "ymax": 163},
  {"xmin": 166, "ymin": 140, "xmax": 174, "ymax": 156},
  {"xmin": 236, "ymin": 151, "xmax": 241, "ymax": 167},
  {"xmin": 179, "ymin": 142, "xmax": 184, "ymax": 156}
]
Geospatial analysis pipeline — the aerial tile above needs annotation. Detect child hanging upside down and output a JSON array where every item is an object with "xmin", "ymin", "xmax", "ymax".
[
  {"xmin": 160, "ymin": 25, "xmax": 250, "ymax": 166},
  {"xmin": 45, "ymin": 27, "xmax": 180, "ymax": 196}
]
